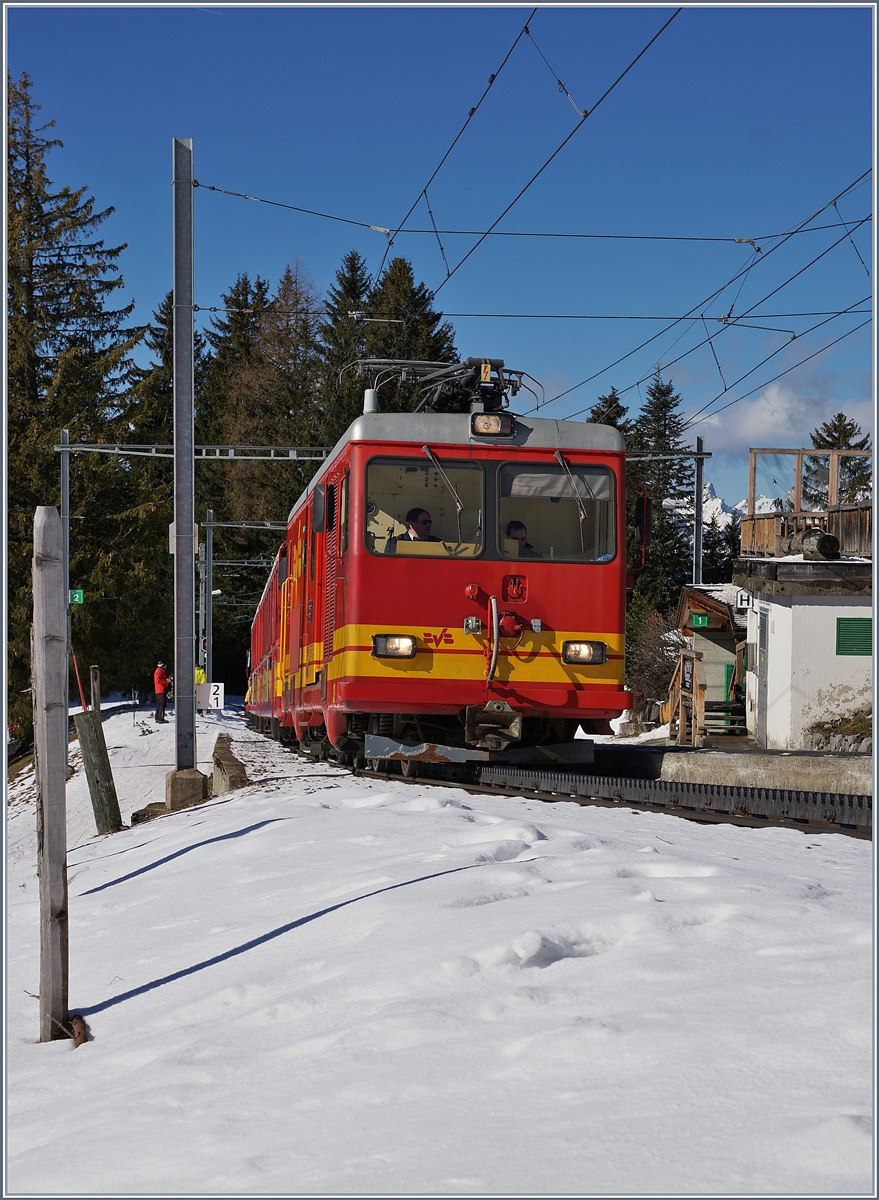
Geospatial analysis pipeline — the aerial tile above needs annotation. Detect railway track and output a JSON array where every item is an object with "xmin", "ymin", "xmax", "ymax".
[{"xmin": 351, "ymin": 760, "xmax": 872, "ymax": 839}]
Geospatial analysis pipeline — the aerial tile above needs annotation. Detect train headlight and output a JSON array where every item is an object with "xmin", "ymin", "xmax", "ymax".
[
  {"xmin": 371, "ymin": 634, "xmax": 417, "ymax": 659},
  {"xmin": 471, "ymin": 413, "xmax": 513, "ymax": 437},
  {"xmin": 562, "ymin": 640, "xmax": 607, "ymax": 665}
]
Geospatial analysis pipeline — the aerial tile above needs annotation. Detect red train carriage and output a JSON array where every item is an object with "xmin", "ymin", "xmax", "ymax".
[{"xmin": 247, "ymin": 359, "xmax": 634, "ymax": 767}]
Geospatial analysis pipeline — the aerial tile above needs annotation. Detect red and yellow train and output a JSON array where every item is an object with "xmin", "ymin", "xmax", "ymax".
[{"xmin": 246, "ymin": 358, "xmax": 635, "ymax": 770}]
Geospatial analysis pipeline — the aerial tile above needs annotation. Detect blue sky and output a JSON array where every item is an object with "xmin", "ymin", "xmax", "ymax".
[{"xmin": 7, "ymin": 3, "xmax": 875, "ymax": 501}]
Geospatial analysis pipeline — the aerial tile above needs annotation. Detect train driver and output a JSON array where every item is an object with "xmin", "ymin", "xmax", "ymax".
[
  {"xmin": 506, "ymin": 520, "xmax": 543, "ymax": 558},
  {"xmin": 385, "ymin": 508, "xmax": 441, "ymax": 553}
]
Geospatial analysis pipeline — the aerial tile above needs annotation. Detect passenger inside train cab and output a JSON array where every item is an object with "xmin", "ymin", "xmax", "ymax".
[
  {"xmin": 499, "ymin": 462, "xmax": 615, "ymax": 562},
  {"xmin": 505, "ymin": 521, "xmax": 543, "ymax": 558},
  {"xmin": 384, "ymin": 508, "xmax": 441, "ymax": 552}
]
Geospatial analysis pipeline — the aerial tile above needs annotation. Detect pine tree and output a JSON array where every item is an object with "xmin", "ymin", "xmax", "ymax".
[
  {"xmin": 626, "ymin": 372, "xmax": 693, "ymax": 622},
  {"xmin": 318, "ymin": 249, "xmax": 373, "ymax": 446},
  {"xmin": 701, "ymin": 517, "xmax": 727, "ymax": 583},
  {"xmin": 585, "ymin": 386, "xmax": 632, "ymax": 435},
  {"xmin": 195, "ymin": 266, "xmax": 325, "ymax": 689},
  {"xmin": 7, "ymin": 72, "xmax": 144, "ymax": 741},
  {"xmin": 722, "ymin": 511, "xmax": 741, "ymax": 565},
  {"xmin": 803, "ymin": 411, "xmax": 872, "ymax": 507},
  {"xmin": 362, "ymin": 257, "xmax": 457, "ymax": 411}
]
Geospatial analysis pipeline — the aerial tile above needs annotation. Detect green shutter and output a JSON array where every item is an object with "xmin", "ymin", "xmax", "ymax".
[
  {"xmin": 836, "ymin": 617, "xmax": 872, "ymax": 656},
  {"xmin": 724, "ymin": 661, "xmax": 734, "ymax": 699}
]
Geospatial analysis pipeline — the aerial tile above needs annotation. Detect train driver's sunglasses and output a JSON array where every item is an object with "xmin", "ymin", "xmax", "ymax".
[{"xmin": 415, "ymin": 517, "xmax": 432, "ymax": 525}]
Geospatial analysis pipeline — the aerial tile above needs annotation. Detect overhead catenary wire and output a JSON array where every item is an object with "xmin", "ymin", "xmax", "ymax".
[
  {"xmin": 551, "ymin": 202, "xmax": 872, "ymax": 416},
  {"xmin": 193, "ymin": 180, "xmax": 387, "ymax": 234},
  {"xmin": 533, "ymin": 170, "xmax": 872, "ymax": 415},
  {"xmin": 595, "ymin": 216, "xmax": 875, "ymax": 411},
  {"xmin": 562, "ymin": 266, "xmax": 870, "ymax": 427},
  {"xmin": 391, "ymin": 219, "xmax": 867, "ymax": 242},
  {"xmin": 192, "ymin": 181, "xmax": 870, "ymax": 248},
  {"xmin": 372, "ymin": 7, "xmax": 684, "ymax": 373},
  {"xmin": 678, "ymin": 294, "xmax": 871, "ymax": 427},
  {"xmin": 833, "ymin": 200, "xmax": 871, "ymax": 278},
  {"xmin": 375, "ymin": 7, "xmax": 538, "ymax": 281},
  {"xmin": 439, "ymin": 308, "xmax": 870, "ymax": 321},
  {"xmin": 430, "ymin": 7, "xmax": 684, "ymax": 299},
  {"xmin": 524, "ymin": 23, "xmax": 587, "ymax": 118},
  {"xmin": 684, "ymin": 318, "xmax": 873, "ymax": 431}
]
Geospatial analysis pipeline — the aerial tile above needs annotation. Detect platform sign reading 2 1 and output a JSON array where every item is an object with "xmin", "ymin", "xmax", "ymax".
[{"xmin": 196, "ymin": 682, "xmax": 225, "ymax": 710}]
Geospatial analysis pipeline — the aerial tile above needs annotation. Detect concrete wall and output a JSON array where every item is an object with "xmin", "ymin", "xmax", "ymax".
[
  {"xmin": 745, "ymin": 595, "xmax": 871, "ymax": 749},
  {"xmin": 790, "ymin": 597, "xmax": 872, "ymax": 745}
]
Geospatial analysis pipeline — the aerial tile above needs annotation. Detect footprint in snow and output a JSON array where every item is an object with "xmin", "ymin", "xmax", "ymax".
[{"xmin": 478, "ymin": 928, "xmax": 608, "ymax": 970}]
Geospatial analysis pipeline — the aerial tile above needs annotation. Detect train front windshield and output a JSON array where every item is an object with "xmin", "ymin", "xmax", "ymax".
[
  {"xmin": 499, "ymin": 463, "xmax": 615, "ymax": 563},
  {"xmin": 364, "ymin": 457, "xmax": 615, "ymax": 562},
  {"xmin": 366, "ymin": 459, "xmax": 484, "ymax": 558}
]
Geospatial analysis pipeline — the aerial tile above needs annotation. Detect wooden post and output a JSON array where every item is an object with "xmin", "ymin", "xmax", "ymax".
[
  {"xmin": 73, "ymin": 710, "xmax": 123, "ymax": 835},
  {"xmin": 89, "ymin": 664, "xmax": 100, "ymax": 713},
  {"xmin": 828, "ymin": 451, "xmax": 839, "ymax": 509},
  {"xmin": 33, "ymin": 506, "xmax": 69, "ymax": 1041},
  {"xmin": 794, "ymin": 451, "xmax": 804, "ymax": 513}
]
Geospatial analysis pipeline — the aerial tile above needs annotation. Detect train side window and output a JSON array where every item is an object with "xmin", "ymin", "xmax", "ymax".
[
  {"xmin": 364, "ymin": 457, "xmax": 484, "ymax": 558},
  {"xmin": 498, "ymin": 462, "xmax": 615, "ymax": 563},
  {"xmin": 339, "ymin": 473, "xmax": 349, "ymax": 555},
  {"xmin": 278, "ymin": 544, "xmax": 288, "ymax": 586},
  {"xmin": 300, "ymin": 520, "xmax": 307, "ymax": 577},
  {"xmin": 326, "ymin": 483, "xmax": 337, "ymax": 533}
]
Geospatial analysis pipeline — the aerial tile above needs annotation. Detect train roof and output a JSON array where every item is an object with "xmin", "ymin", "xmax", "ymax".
[{"xmin": 287, "ymin": 413, "xmax": 625, "ymax": 522}]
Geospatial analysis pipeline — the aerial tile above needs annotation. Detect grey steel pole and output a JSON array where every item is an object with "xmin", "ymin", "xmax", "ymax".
[
  {"xmin": 173, "ymin": 137, "xmax": 196, "ymax": 769},
  {"xmin": 60, "ymin": 429, "xmax": 70, "ymax": 761},
  {"xmin": 205, "ymin": 509, "xmax": 213, "ymax": 688},
  {"xmin": 60, "ymin": 430, "xmax": 69, "ymax": 604},
  {"xmin": 693, "ymin": 436, "xmax": 704, "ymax": 585},
  {"xmin": 198, "ymin": 544, "xmax": 206, "ymax": 669}
]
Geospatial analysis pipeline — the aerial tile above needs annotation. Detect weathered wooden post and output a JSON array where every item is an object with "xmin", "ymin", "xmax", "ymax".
[
  {"xmin": 75, "ymin": 651, "xmax": 123, "ymax": 835},
  {"xmin": 33, "ymin": 506, "xmax": 69, "ymax": 1041},
  {"xmin": 74, "ymin": 708, "xmax": 124, "ymax": 835}
]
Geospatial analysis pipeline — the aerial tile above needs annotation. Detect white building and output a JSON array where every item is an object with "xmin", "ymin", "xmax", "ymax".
[{"xmin": 733, "ymin": 559, "xmax": 871, "ymax": 750}]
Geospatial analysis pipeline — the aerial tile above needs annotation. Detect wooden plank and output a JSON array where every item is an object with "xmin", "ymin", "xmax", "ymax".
[{"xmin": 33, "ymin": 506, "xmax": 69, "ymax": 1042}]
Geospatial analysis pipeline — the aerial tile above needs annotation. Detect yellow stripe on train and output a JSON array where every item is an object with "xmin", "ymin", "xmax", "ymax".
[{"xmin": 321, "ymin": 623, "xmax": 624, "ymax": 686}]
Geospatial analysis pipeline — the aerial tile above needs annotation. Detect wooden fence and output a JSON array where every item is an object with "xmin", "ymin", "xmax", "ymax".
[{"xmin": 741, "ymin": 502, "xmax": 872, "ymax": 558}]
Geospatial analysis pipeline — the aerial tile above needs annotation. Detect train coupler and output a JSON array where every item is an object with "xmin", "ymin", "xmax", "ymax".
[{"xmin": 465, "ymin": 701, "xmax": 523, "ymax": 751}]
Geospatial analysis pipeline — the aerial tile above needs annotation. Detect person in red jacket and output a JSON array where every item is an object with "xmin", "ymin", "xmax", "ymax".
[{"xmin": 154, "ymin": 661, "xmax": 170, "ymax": 723}]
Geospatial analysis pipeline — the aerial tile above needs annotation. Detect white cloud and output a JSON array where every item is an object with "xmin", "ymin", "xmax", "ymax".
[{"xmin": 688, "ymin": 381, "xmax": 873, "ymax": 460}]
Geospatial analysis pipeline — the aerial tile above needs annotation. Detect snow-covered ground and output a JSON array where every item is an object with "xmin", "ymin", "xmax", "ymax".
[{"xmin": 5, "ymin": 709, "xmax": 874, "ymax": 1196}]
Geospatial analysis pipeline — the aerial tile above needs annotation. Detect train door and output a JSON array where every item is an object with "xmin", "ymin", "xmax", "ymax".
[
  {"xmin": 322, "ymin": 479, "xmax": 339, "ymax": 702},
  {"xmin": 276, "ymin": 544, "xmax": 290, "ymax": 718},
  {"xmin": 287, "ymin": 518, "xmax": 306, "ymax": 710},
  {"xmin": 303, "ymin": 489, "xmax": 325, "ymax": 694}
]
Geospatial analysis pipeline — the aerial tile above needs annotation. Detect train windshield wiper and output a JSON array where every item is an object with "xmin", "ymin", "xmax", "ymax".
[
  {"xmin": 555, "ymin": 450, "xmax": 588, "ymax": 552},
  {"xmin": 422, "ymin": 445, "xmax": 465, "ymax": 545}
]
